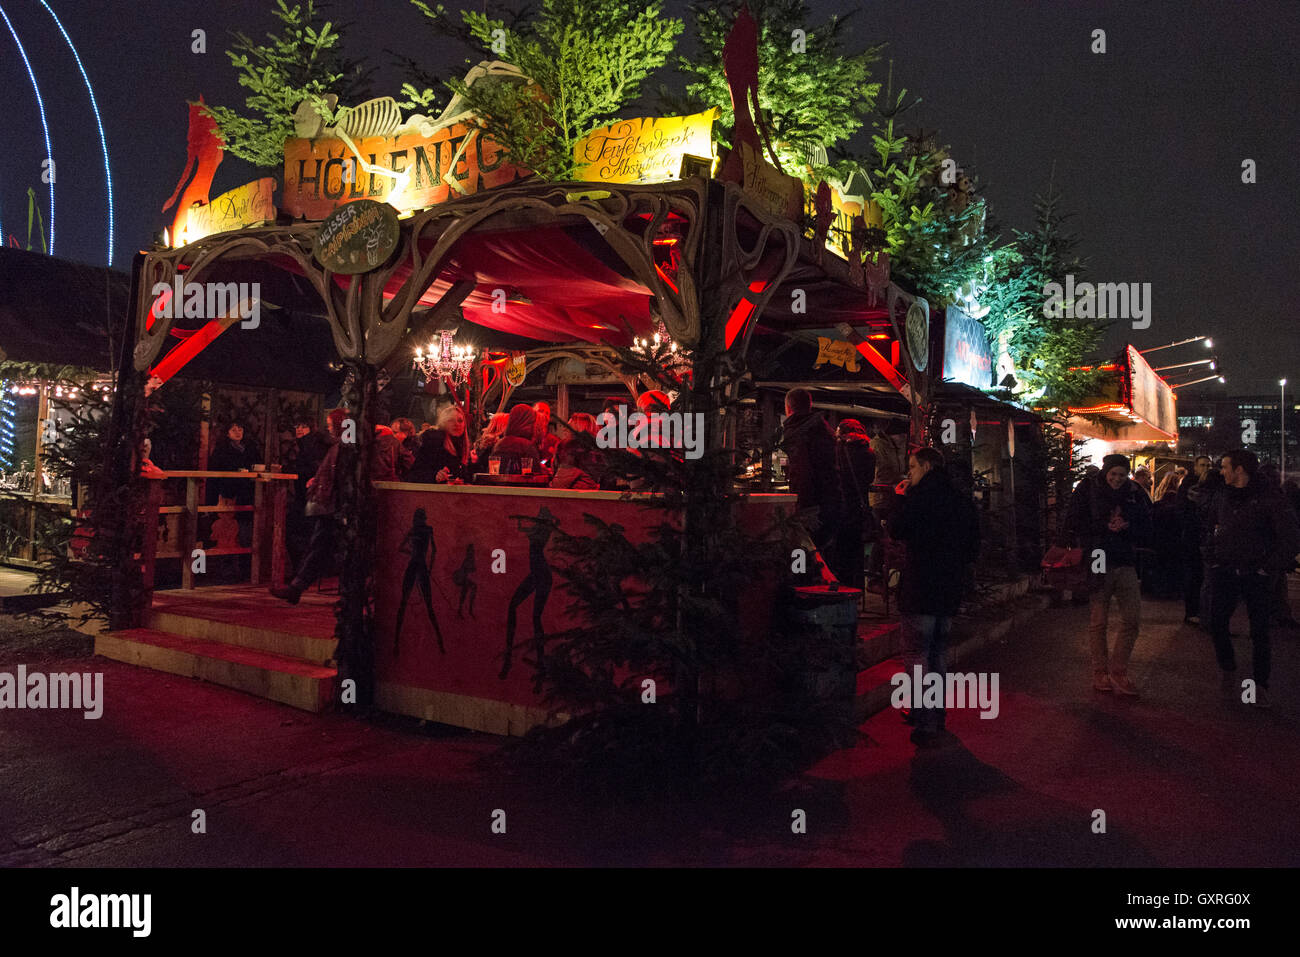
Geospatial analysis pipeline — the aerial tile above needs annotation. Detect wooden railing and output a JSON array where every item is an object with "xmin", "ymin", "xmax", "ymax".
[{"xmin": 141, "ymin": 471, "xmax": 298, "ymax": 598}]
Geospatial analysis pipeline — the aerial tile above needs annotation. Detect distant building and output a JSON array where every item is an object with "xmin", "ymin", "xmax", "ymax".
[{"xmin": 1176, "ymin": 394, "xmax": 1299, "ymax": 464}]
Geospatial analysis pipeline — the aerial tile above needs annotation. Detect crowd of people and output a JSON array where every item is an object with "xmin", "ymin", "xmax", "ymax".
[
  {"xmin": 777, "ymin": 388, "xmax": 982, "ymax": 747},
  {"xmin": 266, "ymin": 395, "xmax": 672, "ymax": 603},
  {"xmin": 1064, "ymin": 449, "xmax": 1300, "ymax": 708},
  {"xmin": 777, "ymin": 387, "xmax": 928, "ymax": 595}
]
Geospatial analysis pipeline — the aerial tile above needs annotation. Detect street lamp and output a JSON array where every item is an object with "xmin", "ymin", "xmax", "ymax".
[
  {"xmin": 1152, "ymin": 357, "xmax": 1216, "ymax": 373},
  {"xmin": 1140, "ymin": 336, "xmax": 1213, "ymax": 355},
  {"xmin": 1282, "ymin": 378, "xmax": 1287, "ymax": 483},
  {"xmin": 1172, "ymin": 374, "xmax": 1226, "ymax": 391}
]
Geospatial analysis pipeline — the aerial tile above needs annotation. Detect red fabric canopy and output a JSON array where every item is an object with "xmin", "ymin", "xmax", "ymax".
[{"xmin": 270, "ymin": 223, "xmax": 655, "ymax": 346}]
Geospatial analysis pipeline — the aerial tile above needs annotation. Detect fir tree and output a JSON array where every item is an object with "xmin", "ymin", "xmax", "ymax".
[
  {"xmin": 396, "ymin": 1, "xmax": 539, "ymax": 115},
  {"xmin": 203, "ymin": 0, "xmax": 372, "ymax": 169},
  {"xmin": 501, "ymin": 339, "xmax": 852, "ymax": 796},
  {"xmin": 983, "ymin": 175, "xmax": 1108, "ymax": 405},
  {"xmin": 419, "ymin": 0, "xmax": 683, "ymax": 182},
  {"xmin": 674, "ymin": 0, "xmax": 882, "ymax": 183}
]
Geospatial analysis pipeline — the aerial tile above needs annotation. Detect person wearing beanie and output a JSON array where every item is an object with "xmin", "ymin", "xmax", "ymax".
[
  {"xmin": 1063, "ymin": 452, "xmax": 1153, "ymax": 695},
  {"xmin": 492, "ymin": 405, "xmax": 544, "ymax": 474}
]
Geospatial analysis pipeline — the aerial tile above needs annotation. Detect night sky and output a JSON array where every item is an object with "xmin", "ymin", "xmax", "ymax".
[{"xmin": 1, "ymin": 0, "xmax": 1295, "ymax": 393}]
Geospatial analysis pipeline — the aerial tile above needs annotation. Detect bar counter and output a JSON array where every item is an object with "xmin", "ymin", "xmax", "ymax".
[{"xmin": 372, "ymin": 481, "xmax": 797, "ymax": 735}]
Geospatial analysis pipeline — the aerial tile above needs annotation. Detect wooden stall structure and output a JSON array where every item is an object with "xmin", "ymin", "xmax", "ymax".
[{"xmin": 98, "ymin": 32, "xmax": 911, "ymax": 728}]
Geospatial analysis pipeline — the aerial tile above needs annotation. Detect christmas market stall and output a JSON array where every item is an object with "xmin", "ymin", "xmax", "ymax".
[{"xmin": 94, "ymin": 32, "xmax": 858, "ymax": 731}]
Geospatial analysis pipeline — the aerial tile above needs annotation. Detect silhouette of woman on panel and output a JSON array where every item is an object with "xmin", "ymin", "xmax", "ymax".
[
  {"xmin": 453, "ymin": 544, "xmax": 478, "ymax": 619},
  {"xmin": 395, "ymin": 508, "xmax": 445, "ymax": 657},
  {"xmin": 500, "ymin": 507, "xmax": 556, "ymax": 680}
]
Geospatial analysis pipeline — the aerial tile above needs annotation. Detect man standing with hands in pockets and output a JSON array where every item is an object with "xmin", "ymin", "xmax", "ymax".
[{"xmin": 1065, "ymin": 453, "xmax": 1153, "ymax": 695}]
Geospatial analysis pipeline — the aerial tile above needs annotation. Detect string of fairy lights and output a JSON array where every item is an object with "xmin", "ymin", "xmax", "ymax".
[
  {"xmin": 0, "ymin": 388, "xmax": 15, "ymax": 468},
  {"xmin": 0, "ymin": 378, "xmax": 112, "ymax": 470}
]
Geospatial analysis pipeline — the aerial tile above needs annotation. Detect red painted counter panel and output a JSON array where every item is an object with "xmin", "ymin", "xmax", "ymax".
[{"xmin": 371, "ymin": 482, "xmax": 795, "ymax": 735}]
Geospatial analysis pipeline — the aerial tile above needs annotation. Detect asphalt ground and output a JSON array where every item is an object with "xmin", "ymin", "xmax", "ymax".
[{"xmin": 0, "ymin": 582, "xmax": 1296, "ymax": 867}]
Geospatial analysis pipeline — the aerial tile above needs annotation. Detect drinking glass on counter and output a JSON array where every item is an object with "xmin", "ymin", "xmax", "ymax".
[
  {"xmin": 520, "ymin": 457, "xmax": 533, "ymax": 475},
  {"xmin": 488, "ymin": 456, "xmax": 502, "ymax": 476}
]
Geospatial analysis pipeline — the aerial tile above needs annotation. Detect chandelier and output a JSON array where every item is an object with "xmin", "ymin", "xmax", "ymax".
[
  {"xmin": 414, "ymin": 330, "xmax": 478, "ymax": 386},
  {"xmin": 633, "ymin": 320, "xmax": 690, "ymax": 377}
]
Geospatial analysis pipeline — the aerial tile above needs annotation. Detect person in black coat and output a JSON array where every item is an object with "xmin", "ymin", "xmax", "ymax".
[
  {"xmin": 1177, "ymin": 455, "xmax": 1212, "ymax": 622},
  {"xmin": 406, "ymin": 405, "xmax": 472, "ymax": 483},
  {"xmin": 291, "ymin": 419, "xmax": 333, "ymax": 503},
  {"xmin": 1203, "ymin": 449, "xmax": 1300, "ymax": 707},
  {"xmin": 832, "ymin": 418, "xmax": 876, "ymax": 591},
  {"xmin": 207, "ymin": 422, "xmax": 258, "ymax": 505},
  {"xmin": 888, "ymin": 446, "xmax": 980, "ymax": 742},
  {"xmin": 779, "ymin": 388, "xmax": 839, "ymax": 555}
]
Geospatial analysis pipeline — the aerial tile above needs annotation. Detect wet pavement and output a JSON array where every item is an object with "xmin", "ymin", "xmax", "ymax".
[{"xmin": 1, "ymin": 584, "xmax": 1297, "ymax": 867}]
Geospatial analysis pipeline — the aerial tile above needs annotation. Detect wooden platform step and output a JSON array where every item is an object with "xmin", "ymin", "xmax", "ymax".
[
  {"xmin": 143, "ymin": 608, "xmax": 338, "ymax": 666},
  {"xmin": 95, "ymin": 628, "xmax": 337, "ymax": 713}
]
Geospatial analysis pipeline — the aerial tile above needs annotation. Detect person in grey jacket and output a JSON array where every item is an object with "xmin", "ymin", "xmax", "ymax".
[{"xmin": 1204, "ymin": 449, "xmax": 1300, "ymax": 708}]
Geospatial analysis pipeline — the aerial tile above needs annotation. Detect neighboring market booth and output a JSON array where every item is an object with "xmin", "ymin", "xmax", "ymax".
[
  {"xmin": 0, "ymin": 248, "xmax": 336, "ymax": 579},
  {"xmin": 0, "ymin": 250, "xmax": 126, "ymax": 564},
  {"xmin": 1066, "ymin": 344, "xmax": 1180, "ymax": 470}
]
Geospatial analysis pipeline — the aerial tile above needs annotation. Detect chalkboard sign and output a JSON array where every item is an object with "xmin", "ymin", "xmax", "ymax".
[{"xmin": 312, "ymin": 199, "xmax": 400, "ymax": 274}]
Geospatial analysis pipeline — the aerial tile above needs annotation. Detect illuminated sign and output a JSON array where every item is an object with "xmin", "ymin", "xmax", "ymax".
[
  {"xmin": 178, "ymin": 178, "xmax": 276, "ymax": 245},
  {"xmin": 942, "ymin": 306, "xmax": 993, "ymax": 389},
  {"xmin": 574, "ymin": 109, "xmax": 718, "ymax": 184},
  {"xmin": 1126, "ymin": 345, "xmax": 1178, "ymax": 439},
  {"xmin": 805, "ymin": 182, "xmax": 883, "ymax": 261},
  {"xmin": 283, "ymin": 123, "xmax": 528, "ymax": 220},
  {"xmin": 813, "ymin": 337, "xmax": 862, "ymax": 373}
]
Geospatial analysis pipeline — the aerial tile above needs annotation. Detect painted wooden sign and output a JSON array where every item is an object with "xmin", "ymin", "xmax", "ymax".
[
  {"xmin": 283, "ymin": 122, "xmax": 528, "ymax": 220},
  {"xmin": 179, "ymin": 178, "xmax": 277, "ymax": 245},
  {"xmin": 738, "ymin": 142, "xmax": 804, "ymax": 221},
  {"xmin": 574, "ymin": 109, "xmax": 717, "ymax": 184},
  {"xmin": 312, "ymin": 199, "xmax": 400, "ymax": 274},
  {"xmin": 813, "ymin": 337, "xmax": 862, "ymax": 373}
]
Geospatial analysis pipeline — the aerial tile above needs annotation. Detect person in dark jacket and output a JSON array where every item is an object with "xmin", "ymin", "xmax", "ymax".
[
  {"xmin": 406, "ymin": 405, "xmax": 471, "ymax": 483},
  {"xmin": 1178, "ymin": 455, "xmax": 1212, "ymax": 622},
  {"xmin": 1189, "ymin": 461, "xmax": 1227, "ymax": 622},
  {"xmin": 866, "ymin": 418, "xmax": 910, "ymax": 583},
  {"xmin": 1204, "ymin": 449, "xmax": 1300, "ymax": 708},
  {"xmin": 371, "ymin": 423, "xmax": 414, "ymax": 482},
  {"xmin": 291, "ymin": 419, "xmax": 333, "ymax": 503},
  {"xmin": 272, "ymin": 409, "xmax": 350, "ymax": 603},
  {"xmin": 207, "ymin": 422, "xmax": 258, "ymax": 504},
  {"xmin": 492, "ymin": 405, "xmax": 543, "ymax": 474},
  {"xmin": 779, "ymin": 388, "xmax": 839, "ymax": 555},
  {"xmin": 888, "ymin": 447, "xmax": 980, "ymax": 744},
  {"xmin": 832, "ymin": 419, "xmax": 876, "ymax": 591},
  {"xmin": 391, "ymin": 418, "xmax": 419, "ymax": 458},
  {"xmin": 1064, "ymin": 453, "xmax": 1153, "ymax": 695}
]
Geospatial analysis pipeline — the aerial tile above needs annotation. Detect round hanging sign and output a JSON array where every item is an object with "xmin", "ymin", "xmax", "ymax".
[
  {"xmin": 905, "ymin": 301, "xmax": 929, "ymax": 372},
  {"xmin": 313, "ymin": 199, "xmax": 400, "ymax": 274}
]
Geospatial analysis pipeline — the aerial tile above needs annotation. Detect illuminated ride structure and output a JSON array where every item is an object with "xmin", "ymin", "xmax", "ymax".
[{"xmin": 0, "ymin": 1, "xmax": 114, "ymax": 263}]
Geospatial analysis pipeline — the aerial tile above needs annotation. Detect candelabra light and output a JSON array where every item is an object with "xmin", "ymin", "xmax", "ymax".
[
  {"xmin": 633, "ymin": 320, "xmax": 690, "ymax": 376},
  {"xmin": 414, "ymin": 330, "xmax": 478, "ymax": 386}
]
